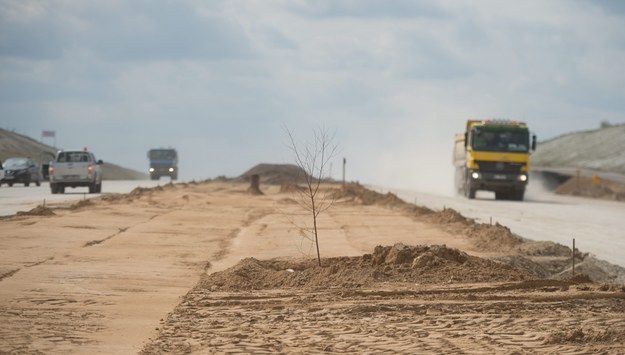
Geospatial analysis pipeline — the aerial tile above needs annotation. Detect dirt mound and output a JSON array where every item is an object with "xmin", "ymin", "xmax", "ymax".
[
  {"xmin": 425, "ymin": 208, "xmax": 471, "ymax": 225},
  {"xmin": 16, "ymin": 205, "xmax": 56, "ymax": 217},
  {"xmin": 333, "ymin": 185, "xmax": 509, "ymax": 231},
  {"xmin": 69, "ymin": 199, "xmax": 94, "ymax": 210},
  {"xmin": 517, "ymin": 241, "xmax": 572, "ymax": 257},
  {"xmin": 128, "ymin": 186, "xmax": 152, "ymax": 198},
  {"xmin": 199, "ymin": 244, "xmax": 533, "ymax": 291},
  {"xmin": 334, "ymin": 183, "xmax": 407, "ymax": 207},
  {"xmin": 464, "ymin": 223, "xmax": 524, "ymax": 252},
  {"xmin": 323, "ymin": 184, "xmax": 625, "ymax": 282},
  {"xmin": 238, "ymin": 164, "xmax": 309, "ymax": 185},
  {"xmin": 555, "ymin": 175, "xmax": 625, "ymax": 202}
]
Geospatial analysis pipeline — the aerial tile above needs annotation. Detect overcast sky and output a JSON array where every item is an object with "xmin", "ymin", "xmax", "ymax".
[{"xmin": 1, "ymin": 0, "xmax": 624, "ymax": 194}]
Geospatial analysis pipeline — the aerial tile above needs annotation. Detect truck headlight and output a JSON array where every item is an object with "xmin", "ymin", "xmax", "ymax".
[
  {"xmin": 149, "ymin": 168, "xmax": 155, "ymax": 172},
  {"xmin": 168, "ymin": 167, "xmax": 174, "ymax": 172},
  {"xmin": 471, "ymin": 172, "xmax": 481, "ymax": 179},
  {"xmin": 519, "ymin": 174, "xmax": 528, "ymax": 182}
]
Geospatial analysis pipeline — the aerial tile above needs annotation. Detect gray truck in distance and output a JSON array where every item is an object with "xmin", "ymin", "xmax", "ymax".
[
  {"xmin": 148, "ymin": 148, "xmax": 178, "ymax": 180},
  {"xmin": 49, "ymin": 149, "xmax": 103, "ymax": 194}
]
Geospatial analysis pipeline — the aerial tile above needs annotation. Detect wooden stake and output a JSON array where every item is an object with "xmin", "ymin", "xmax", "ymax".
[
  {"xmin": 572, "ymin": 238, "xmax": 576, "ymax": 276},
  {"xmin": 342, "ymin": 158, "xmax": 346, "ymax": 187}
]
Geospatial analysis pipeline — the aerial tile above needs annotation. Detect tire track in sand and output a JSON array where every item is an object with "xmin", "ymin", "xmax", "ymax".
[{"xmin": 142, "ymin": 285, "xmax": 625, "ymax": 354}]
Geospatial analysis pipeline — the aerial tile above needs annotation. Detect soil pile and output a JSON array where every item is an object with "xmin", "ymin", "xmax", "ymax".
[
  {"xmin": 465, "ymin": 222, "xmax": 525, "ymax": 252},
  {"xmin": 425, "ymin": 208, "xmax": 470, "ymax": 224},
  {"xmin": 69, "ymin": 199, "xmax": 93, "ymax": 210},
  {"xmin": 15, "ymin": 205, "xmax": 56, "ymax": 217},
  {"xmin": 555, "ymin": 175, "xmax": 625, "ymax": 202},
  {"xmin": 329, "ymin": 183, "xmax": 625, "ymax": 283},
  {"xmin": 335, "ymin": 183, "xmax": 425, "ymax": 210},
  {"xmin": 237, "ymin": 164, "xmax": 309, "ymax": 185},
  {"xmin": 199, "ymin": 244, "xmax": 533, "ymax": 291}
]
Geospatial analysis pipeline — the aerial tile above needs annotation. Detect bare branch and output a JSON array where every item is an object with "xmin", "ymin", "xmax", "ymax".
[{"xmin": 284, "ymin": 126, "xmax": 338, "ymax": 266}]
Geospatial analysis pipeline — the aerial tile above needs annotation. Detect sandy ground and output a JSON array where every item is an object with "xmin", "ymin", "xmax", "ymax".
[{"xmin": 1, "ymin": 181, "xmax": 624, "ymax": 354}]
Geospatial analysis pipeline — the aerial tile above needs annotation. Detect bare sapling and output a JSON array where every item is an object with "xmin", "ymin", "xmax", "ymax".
[{"xmin": 286, "ymin": 127, "xmax": 338, "ymax": 266}]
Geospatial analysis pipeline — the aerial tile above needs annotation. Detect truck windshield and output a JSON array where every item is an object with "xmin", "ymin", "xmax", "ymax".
[
  {"xmin": 57, "ymin": 152, "xmax": 90, "ymax": 163},
  {"xmin": 471, "ymin": 127, "xmax": 529, "ymax": 152},
  {"xmin": 149, "ymin": 150, "xmax": 176, "ymax": 160}
]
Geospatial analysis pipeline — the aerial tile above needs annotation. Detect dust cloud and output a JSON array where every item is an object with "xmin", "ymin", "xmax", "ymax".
[{"xmin": 525, "ymin": 173, "xmax": 557, "ymax": 201}]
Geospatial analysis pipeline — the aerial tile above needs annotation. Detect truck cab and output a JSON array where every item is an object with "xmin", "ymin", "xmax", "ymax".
[
  {"xmin": 454, "ymin": 119, "xmax": 536, "ymax": 201},
  {"xmin": 147, "ymin": 148, "xmax": 178, "ymax": 180}
]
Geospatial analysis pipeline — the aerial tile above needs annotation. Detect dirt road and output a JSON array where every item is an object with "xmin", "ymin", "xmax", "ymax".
[{"xmin": 1, "ymin": 181, "xmax": 624, "ymax": 354}]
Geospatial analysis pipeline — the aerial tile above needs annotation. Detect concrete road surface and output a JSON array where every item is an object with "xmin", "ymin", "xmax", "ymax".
[{"xmin": 0, "ymin": 180, "xmax": 164, "ymax": 216}]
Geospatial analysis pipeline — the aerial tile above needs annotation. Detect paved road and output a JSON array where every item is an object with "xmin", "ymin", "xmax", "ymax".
[
  {"xmin": 0, "ymin": 180, "xmax": 165, "ymax": 216},
  {"xmin": 373, "ymin": 184, "xmax": 625, "ymax": 268}
]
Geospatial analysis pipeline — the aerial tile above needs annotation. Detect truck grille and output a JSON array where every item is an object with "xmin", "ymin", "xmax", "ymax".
[{"xmin": 476, "ymin": 161, "xmax": 525, "ymax": 174}]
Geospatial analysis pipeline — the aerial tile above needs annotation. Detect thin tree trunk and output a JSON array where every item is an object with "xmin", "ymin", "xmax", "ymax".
[{"xmin": 310, "ymin": 187, "xmax": 321, "ymax": 266}]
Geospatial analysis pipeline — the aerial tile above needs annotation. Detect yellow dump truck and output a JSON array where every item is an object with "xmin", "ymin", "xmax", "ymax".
[{"xmin": 454, "ymin": 119, "xmax": 536, "ymax": 201}]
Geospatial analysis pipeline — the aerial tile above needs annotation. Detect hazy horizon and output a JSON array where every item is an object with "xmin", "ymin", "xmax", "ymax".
[{"xmin": 2, "ymin": 1, "xmax": 624, "ymax": 194}]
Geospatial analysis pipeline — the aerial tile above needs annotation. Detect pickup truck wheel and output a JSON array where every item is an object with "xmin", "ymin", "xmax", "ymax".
[
  {"xmin": 89, "ymin": 183, "xmax": 96, "ymax": 194},
  {"xmin": 96, "ymin": 183, "xmax": 102, "ymax": 193},
  {"xmin": 50, "ymin": 183, "xmax": 57, "ymax": 194},
  {"xmin": 58, "ymin": 186, "xmax": 65, "ymax": 194}
]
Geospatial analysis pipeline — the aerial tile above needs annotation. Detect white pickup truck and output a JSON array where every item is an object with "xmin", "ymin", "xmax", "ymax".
[{"xmin": 49, "ymin": 150, "xmax": 103, "ymax": 194}]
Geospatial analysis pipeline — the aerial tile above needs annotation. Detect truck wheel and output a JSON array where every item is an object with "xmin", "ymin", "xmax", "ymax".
[
  {"xmin": 514, "ymin": 191, "xmax": 525, "ymax": 201},
  {"xmin": 58, "ymin": 186, "xmax": 65, "ymax": 194},
  {"xmin": 89, "ymin": 183, "xmax": 97, "ymax": 193},
  {"xmin": 96, "ymin": 183, "xmax": 102, "ymax": 193},
  {"xmin": 464, "ymin": 177, "xmax": 476, "ymax": 199},
  {"xmin": 50, "ymin": 183, "xmax": 57, "ymax": 194}
]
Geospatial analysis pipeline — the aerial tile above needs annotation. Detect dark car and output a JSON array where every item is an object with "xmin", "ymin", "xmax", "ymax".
[{"xmin": 0, "ymin": 157, "xmax": 43, "ymax": 187}]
